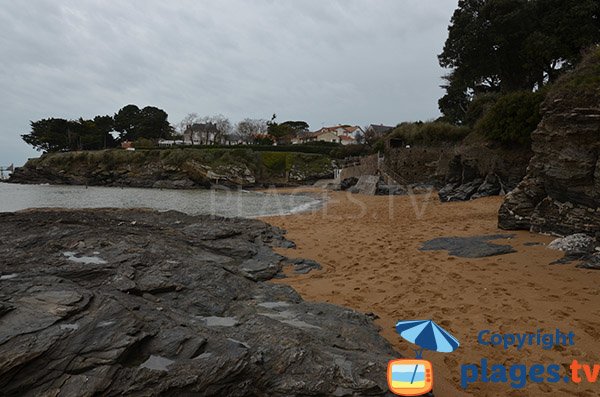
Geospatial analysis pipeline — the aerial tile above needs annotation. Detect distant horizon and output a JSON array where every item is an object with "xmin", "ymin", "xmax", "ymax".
[{"xmin": 0, "ymin": 0, "xmax": 458, "ymax": 166}]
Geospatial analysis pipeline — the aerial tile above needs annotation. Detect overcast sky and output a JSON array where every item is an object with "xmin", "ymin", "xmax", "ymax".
[{"xmin": 0, "ymin": 0, "xmax": 458, "ymax": 166}]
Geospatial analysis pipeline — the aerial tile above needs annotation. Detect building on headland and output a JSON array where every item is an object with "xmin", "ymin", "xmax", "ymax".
[
  {"xmin": 183, "ymin": 123, "xmax": 221, "ymax": 145},
  {"xmin": 121, "ymin": 141, "xmax": 135, "ymax": 151},
  {"xmin": 294, "ymin": 125, "xmax": 363, "ymax": 145},
  {"xmin": 158, "ymin": 139, "xmax": 185, "ymax": 147},
  {"xmin": 365, "ymin": 124, "xmax": 394, "ymax": 138}
]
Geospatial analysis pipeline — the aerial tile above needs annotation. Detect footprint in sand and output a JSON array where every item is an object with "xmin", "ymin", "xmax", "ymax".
[
  {"xmin": 550, "ymin": 309, "xmax": 571, "ymax": 320},
  {"xmin": 577, "ymin": 319, "xmax": 600, "ymax": 339}
]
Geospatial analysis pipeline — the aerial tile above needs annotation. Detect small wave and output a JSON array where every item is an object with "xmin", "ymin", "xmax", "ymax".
[{"xmin": 288, "ymin": 199, "xmax": 322, "ymax": 214}]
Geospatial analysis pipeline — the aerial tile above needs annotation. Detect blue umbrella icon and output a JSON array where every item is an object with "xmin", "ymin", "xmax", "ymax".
[{"xmin": 395, "ymin": 320, "xmax": 460, "ymax": 358}]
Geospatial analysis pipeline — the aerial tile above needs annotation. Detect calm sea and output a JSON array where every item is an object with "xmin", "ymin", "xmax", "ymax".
[{"xmin": 0, "ymin": 183, "xmax": 322, "ymax": 218}]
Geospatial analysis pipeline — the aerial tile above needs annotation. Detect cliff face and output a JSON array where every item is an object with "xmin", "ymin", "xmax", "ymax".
[
  {"xmin": 8, "ymin": 148, "xmax": 333, "ymax": 188},
  {"xmin": 437, "ymin": 142, "xmax": 532, "ymax": 201},
  {"xmin": 499, "ymin": 48, "xmax": 600, "ymax": 235},
  {"xmin": 385, "ymin": 140, "xmax": 531, "ymax": 200}
]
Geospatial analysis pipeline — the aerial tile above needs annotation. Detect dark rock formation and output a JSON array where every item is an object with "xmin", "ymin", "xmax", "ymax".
[
  {"xmin": 420, "ymin": 235, "xmax": 516, "ymax": 258},
  {"xmin": 0, "ymin": 209, "xmax": 397, "ymax": 396},
  {"xmin": 340, "ymin": 177, "xmax": 359, "ymax": 191},
  {"xmin": 577, "ymin": 253, "xmax": 600, "ymax": 270},
  {"xmin": 547, "ymin": 234, "xmax": 600, "ymax": 266},
  {"xmin": 498, "ymin": 49, "xmax": 600, "ymax": 235},
  {"xmin": 548, "ymin": 234, "xmax": 597, "ymax": 256},
  {"xmin": 281, "ymin": 258, "xmax": 323, "ymax": 275},
  {"xmin": 438, "ymin": 154, "xmax": 523, "ymax": 202},
  {"xmin": 376, "ymin": 184, "xmax": 407, "ymax": 196},
  {"xmin": 384, "ymin": 141, "xmax": 531, "ymax": 200},
  {"xmin": 8, "ymin": 149, "xmax": 333, "ymax": 189}
]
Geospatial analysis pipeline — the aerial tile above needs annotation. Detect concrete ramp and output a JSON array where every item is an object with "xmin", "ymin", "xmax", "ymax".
[{"xmin": 352, "ymin": 175, "xmax": 379, "ymax": 195}]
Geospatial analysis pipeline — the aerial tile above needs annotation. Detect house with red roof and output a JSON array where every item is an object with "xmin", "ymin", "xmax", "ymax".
[{"xmin": 294, "ymin": 125, "xmax": 362, "ymax": 145}]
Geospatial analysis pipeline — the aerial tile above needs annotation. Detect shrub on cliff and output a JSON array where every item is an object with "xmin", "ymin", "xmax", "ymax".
[
  {"xmin": 133, "ymin": 138, "xmax": 157, "ymax": 149},
  {"xmin": 464, "ymin": 93, "xmax": 501, "ymax": 127},
  {"xmin": 544, "ymin": 46, "xmax": 600, "ymax": 112},
  {"xmin": 475, "ymin": 91, "xmax": 545, "ymax": 146},
  {"xmin": 389, "ymin": 121, "xmax": 470, "ymax": 145},
  {"xmin": 329, "ymin": 144, "xmax": 371, "ymax": 159}
]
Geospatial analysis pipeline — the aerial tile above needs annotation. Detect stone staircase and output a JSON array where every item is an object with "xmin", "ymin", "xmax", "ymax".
[
  {"xmin": 351, "ymin": 175, "xmax": 380, "ymax": 195},
  {"xmin": 329, "ymin": 154, "xmax": 410, "ymax": 195}
]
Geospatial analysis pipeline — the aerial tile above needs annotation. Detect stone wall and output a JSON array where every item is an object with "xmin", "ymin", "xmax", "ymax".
[
  {"xmin": 384, "ymin": 146, "xmax": 453, "ymax": 186},
  {"xmin": 338, "ymin": 154, "xmax": 379, "ymax": 181}
]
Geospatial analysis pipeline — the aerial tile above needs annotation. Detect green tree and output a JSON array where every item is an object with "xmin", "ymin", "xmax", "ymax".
[
  {"xmin": 21, "ymin": 118, "xmax": 70, "ymax": 152},
  {"xmin": 21, "ymin": 117, "xmax": 116, "ymax": 152},
  {"xmin": 267, "ymin": 118, "xmax": 309, "ymax": 143},
  {"xmin": 75, "ymin": 117, "xmax": 117, "ymax": 150},
  {"xmin": 93, "ymin": 115, "xmax": 117, "ymax": 149},
  {"xmin": 113, "ymin": 104, "xmax": 140, "ymax": 140},
  {"xmin": 280, "ymin": 121, "xmax": 309, "ymax": 133},
  {"xmin": 137, "ymin": 106, "xmax": 172, "ymax": 140},
  {"xmin": 439, "ymin": 0, "xmax": 600, "ymax": 123},
  {"xmin": 113, "ymin": 104, "xmax": 172, "ymax": 141}
]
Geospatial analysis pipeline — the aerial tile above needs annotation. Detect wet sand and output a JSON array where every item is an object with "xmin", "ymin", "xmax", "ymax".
[{"xmin": 261, "ymin": 189, "xmax": 600, "ymax": 396}]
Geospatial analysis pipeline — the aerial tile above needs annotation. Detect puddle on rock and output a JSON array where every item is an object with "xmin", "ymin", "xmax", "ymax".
[
  {"xmin": 139, "ymin": 355, "xmax": 174, "ymax": 371},
  {"xmin": 257, "ymin": 301, "xmax": 290, "ymax": 309},
  {"xmin": 196, "ymin": 316, "xmax": 238, "ymax": 327},
  {"xmin": 63, "ymin": 252, "xmax": 107, "ymax": 265},
  {"xmin": 60, "ymin": 323, "xmax": 80, "ymax": 331}
]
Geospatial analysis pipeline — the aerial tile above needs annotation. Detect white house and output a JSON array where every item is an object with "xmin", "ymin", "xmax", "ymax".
[{"xmin": 183, "ymin": 123, "xmax": 220, "ymax": 145}]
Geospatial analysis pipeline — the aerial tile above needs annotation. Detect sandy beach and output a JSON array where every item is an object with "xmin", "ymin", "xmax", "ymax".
[{"xmin": 261, "ymin": 189, "xmax": 600, "ymax": 396}]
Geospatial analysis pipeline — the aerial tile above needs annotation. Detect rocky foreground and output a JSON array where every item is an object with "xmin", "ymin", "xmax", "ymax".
[{"xmin": 0, "ymin": 209, "xmax": 397, "ymax": 396}]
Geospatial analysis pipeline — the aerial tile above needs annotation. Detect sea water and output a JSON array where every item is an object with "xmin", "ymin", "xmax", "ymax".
[{"xmin": 0, "ymin": 183, "xmax": 322, "ymax": 218}]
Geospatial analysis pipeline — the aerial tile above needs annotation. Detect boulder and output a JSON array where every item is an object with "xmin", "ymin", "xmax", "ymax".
[
  {"xmin": 547, "ymin": 234, "xmax": 597, "ymax": 256},
  {"xmin": 577, "ymin": 253, "xmax": 600, "ymax": 270},
  {"xmin": 471, "ymin": 174, "xmax": 503, "ymax": 199},
  {"xmin": 439, "ymin": 179, "xmax": 484, "ymax": 202},
  {"xmin": 376, "ymin": 184, "xmax": 407, "ymax": 196},
  {"xmin": 0, "ymin": 209, "xmax": 398, "ymax": 396},
  {"xmin": 420, "ymin": 234, "xmax": 516, "ymax": 258},
  {"xmin": 281, "ymin": 258, "xmax": 322, "ymax": 275},
  {"xmin": 340, "ymin": 177, "xmax": 359, "ymax": 191},
  {"xmin": 438, "ymin": 155, "xmax": 505, "ymax": 202},
  {"xmin": 547, "ymin": 233, "xmax": 599, "ymax": 265}
]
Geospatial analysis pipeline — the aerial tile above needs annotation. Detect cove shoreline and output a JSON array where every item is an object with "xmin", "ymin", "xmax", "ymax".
[{"xmin": 260, "ymin": 189, "xmax": 600, "ymax": 396}]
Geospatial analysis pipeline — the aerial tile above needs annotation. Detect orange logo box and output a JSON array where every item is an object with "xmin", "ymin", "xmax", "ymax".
[{"xmin": 387, "ymin": 359, "xmax": 433, "ymax": 396}]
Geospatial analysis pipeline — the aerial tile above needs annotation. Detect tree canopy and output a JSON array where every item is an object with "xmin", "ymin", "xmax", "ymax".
[
  {"xmin": 113, "ymin": 104, "xmax": 172, "ymax": 141},
  {"xmin": 22, "ymin": 104, "xmax": 172, "ymax": 152},
  {"xmin": 235, "ymin": 118, "xmax": 268, "ymax": 143},
  {"xmin": 22, "ymin": 117, "xmax": 117, "ymax": 152},
  {"xmin": 439, "ymin": 0, "xmax": 600, "ymax": 123},
  {"xmin": 267, "ymin": 118, "xmax": 310, "ymax": 143}
]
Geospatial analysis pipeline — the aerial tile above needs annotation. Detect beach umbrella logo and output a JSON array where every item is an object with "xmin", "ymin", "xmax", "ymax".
[{"xmin": 387, "ymin": 320, "xmax": 460, "ymax": 396}]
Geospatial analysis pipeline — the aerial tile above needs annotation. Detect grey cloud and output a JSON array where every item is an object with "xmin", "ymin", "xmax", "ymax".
[{"xmin": 0, "ymin": 0, "xmax": 458, "ymax": 166}]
